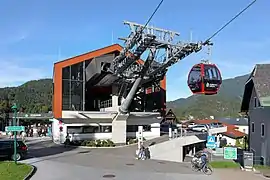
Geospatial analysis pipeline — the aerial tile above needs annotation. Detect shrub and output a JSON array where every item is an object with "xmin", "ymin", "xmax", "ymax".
[
  {"xmin": 95, "ymin": 140, "xmax": 102, "ymax": 147},
  {"xmin": 86, "ymin": 140, "xmax": 96, "ymax": 147},
  {"xmin": 106, "ymin": 139, "xmax": 115, "ymax": 147},
  {"xmin": 80, "ymin": 139, "xmax": 115, "ymax": 147},
  {"xmin": 81, "ymin": 140, "xmax": 88, "ymax": 146},
  {"xmin": 235, "ymin": 139, "xmax": 241, "ymax": 147}
]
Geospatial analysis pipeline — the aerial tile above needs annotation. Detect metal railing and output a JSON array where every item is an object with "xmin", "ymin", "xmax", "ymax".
[
  {"xmin": 99, "ymin": 99, "xmax": 112, "ymax": 108},
  {"xmin": 161, "ymin": 128, "xmax": 207, "ymax": 138}
]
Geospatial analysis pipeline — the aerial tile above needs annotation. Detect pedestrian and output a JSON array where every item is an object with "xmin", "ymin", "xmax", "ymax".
[
  {"xmin": 64, "ymin": 133, "xmax": 70, "ymax": 147},
  {"xmin": 21, "ymin": 131, "xmax": 26, "ymax": 143}
]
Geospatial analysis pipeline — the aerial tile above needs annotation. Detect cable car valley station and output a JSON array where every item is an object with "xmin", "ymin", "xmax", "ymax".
[{"xmin": 52, "ymin": 21, "xmax": 227, "ymax": 150}]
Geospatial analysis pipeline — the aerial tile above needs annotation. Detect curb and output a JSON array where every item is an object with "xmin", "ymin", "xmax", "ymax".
[
  {"xmin": 23, "ymin": 165, "xmax": 37, "ymax": 180},
  {"xmin": 61, "ymin": 142, "xmax": 138, "ymax": 149}
]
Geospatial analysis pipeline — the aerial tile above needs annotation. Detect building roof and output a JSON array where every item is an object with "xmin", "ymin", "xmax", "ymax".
[
  {"xmin": 241, "ymin": 64, "xmax": 270, "ymax": 111},
  {"xmin": 191, "ymin": 119, "xmax": 246, "ymax": 139},
  {"xmin": 53, "ymin": 43, "xmax": 166, "ymax": 119},
  {"xmin": 218, "ymin": 117, "xmax": 248, "ymax": 126}
]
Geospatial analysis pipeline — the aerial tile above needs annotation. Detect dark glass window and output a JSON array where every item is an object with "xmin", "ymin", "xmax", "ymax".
[
  {"xmin": 101, "ymin": 126, "xmax": 112, "ymax": 133},
  {"xmin": 127, "ymin": 125, "xmax": 138, "ymax": 132},
  {"xmin": 62, "ymin": 66, "xmax": 70, "ymax": 80},
  {"xmin": 204, "ymin": 65, "xmax": 221, "ymax": 81},
  {"xmin": 71, "ymin": 62, "xmax": 83, "ymax": 81},
  {"xmin": 83, "ymin": 126, "xmax": 99, "ymax": 133},
  {"xmin": 62, "ymin": 62, "xmax": 85, "ymax": 111},
  {"xmin": 70, "ymin": 81, "xmax": 83, "ymax": 110},
  {"xmin": 251, "ymin": 122, "xmax": 255, "ymax": 133},
  {"xmin": 188, "ymin": 67, "xmax": 201, "ymax": 84},
  {"xmin": 67, "ymin": 126, "xmax": 83, "ymax": 134},
  {"xmin": 62, "ymin": 80, "xmax": 71, "ymax": 110},
  {"xmin": 261, "ymin": 124, "xmax": 265, "ymax": 137}
]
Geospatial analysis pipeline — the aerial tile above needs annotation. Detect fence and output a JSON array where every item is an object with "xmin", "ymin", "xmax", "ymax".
[{"xmin": 99, "ymin": 99, "xmax": 112, "ymax": 108}]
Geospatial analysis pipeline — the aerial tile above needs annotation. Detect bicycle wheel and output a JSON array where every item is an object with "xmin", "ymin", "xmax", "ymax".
[
  {"xmin": 191, "ymin": 162, "xmax": 200, "ymax": 172},
  {"xmin": 202, "ymin": 164, "xmax": 213, "ymax": 175}
]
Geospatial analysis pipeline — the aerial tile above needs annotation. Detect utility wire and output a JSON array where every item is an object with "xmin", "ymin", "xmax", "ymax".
[
  {"xmin": 141, "ymin": 0, "xmax": 164, "ymax": 32},
  {"xmin": 204, "ymin": 0, "xmax": 257, "ymax": 44}
]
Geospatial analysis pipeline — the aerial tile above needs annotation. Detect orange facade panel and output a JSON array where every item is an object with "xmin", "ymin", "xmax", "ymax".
[{"xmin": 53, "ymin": 44, "xmax": 167, "ymax": 118}]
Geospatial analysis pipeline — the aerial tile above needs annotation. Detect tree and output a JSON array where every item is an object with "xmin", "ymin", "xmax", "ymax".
[{"xmin": 235, "ymin": 139, "xmax": 241, "ymax": 147}]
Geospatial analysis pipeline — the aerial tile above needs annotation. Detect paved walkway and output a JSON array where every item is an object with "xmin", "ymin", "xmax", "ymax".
[
  {"xmin": 22, "ymin": 139, "xmax": 267, "ymax": 180},
  {"xmin": 214, "ymin": 169, "xmax": 266, "ymax": 180}
]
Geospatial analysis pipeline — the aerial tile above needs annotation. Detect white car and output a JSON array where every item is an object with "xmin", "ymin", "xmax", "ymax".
[
  {"xmin": 191, "ymin": 124, "xmax": 208, "ymax": 132},
  {"xmin": 188, "ymin": 123, "xmax": 197, "ymax": 128}
]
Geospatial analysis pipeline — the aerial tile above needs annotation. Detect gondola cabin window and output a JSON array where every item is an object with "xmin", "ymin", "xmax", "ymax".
[{"xmin": 187, "ymin": 63, "xmax": 222, "ymax": 95}]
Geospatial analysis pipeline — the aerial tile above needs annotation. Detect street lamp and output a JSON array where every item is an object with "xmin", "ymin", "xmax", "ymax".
[
  {"xmin": 11, "ymin": 103, "xmax": 18, "ymax": 164},
  {"xmin": 244, "ymin": 136, "xmax": 248, "ymax": 151}
]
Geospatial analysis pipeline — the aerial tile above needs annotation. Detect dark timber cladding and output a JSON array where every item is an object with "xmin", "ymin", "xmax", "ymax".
[{"xmin": 53, "ymin": 44, "xmax": 166, "ymax": 118}]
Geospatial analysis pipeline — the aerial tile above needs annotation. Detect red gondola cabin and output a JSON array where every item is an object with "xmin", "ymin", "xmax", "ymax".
[{"xmin": 187, "ymin": 63, "xmax": 222, "ymax": 95}]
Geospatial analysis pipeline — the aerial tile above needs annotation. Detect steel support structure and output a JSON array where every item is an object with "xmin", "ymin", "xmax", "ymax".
[{"xmin": 109, "ymin": 21, "xmax": 210, "ymax": 114}]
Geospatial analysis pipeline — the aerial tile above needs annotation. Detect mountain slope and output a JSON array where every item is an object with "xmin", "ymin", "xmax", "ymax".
[
  {"xmin": 0, "ymin": 79, "xmax": 53, "ymax": 113},
  {"xmin": 167, "ymin": 74, "xmax": 249, "ymax": 119},
  {"xmin": 0, "ymin": 74, "xmax": 249, "ymax": 118}
]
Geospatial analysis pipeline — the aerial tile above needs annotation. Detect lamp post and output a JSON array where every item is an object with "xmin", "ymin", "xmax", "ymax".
[
  {"xmin": 244, "ymin": 136, "xmax": 247, "ymax": 151},
  {"xmin": 11, "ymin": 103, "xmax": 18, "ymax": 164}
]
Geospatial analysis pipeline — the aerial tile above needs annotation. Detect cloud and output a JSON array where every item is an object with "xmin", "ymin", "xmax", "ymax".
[
  {"xmin": 0, "ymin": 62, "xmax": 49, "ymax": 87},
  {"xmin": 0, "ymin": 54, "xmax": 57, "ymax": 88}
]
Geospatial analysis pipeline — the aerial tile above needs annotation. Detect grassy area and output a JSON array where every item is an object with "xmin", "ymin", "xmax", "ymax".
[
  {"xmin": 0, "ymin": 161, "xmax": 33, "ymax": 180},
  {"xmin": 209, "ymin": 161, "xmax": 240, "ymax": 168},
  {"xmin": 254, "ymin": 165, "xmax": 270, "ymax": 170}
]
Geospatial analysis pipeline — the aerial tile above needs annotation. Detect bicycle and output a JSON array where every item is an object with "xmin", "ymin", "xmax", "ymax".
[{"xmin": 191, "ymin": 157, "xmax": 213, "ymax": 175}]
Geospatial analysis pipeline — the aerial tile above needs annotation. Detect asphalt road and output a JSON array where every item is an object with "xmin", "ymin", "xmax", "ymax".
[{"xmin": 20, "ymin": 139, "xmax": 234, "ymax": 180}]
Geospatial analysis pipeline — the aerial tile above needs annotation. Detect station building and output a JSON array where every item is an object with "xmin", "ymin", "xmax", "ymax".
[{"xmin": 52, "ymin": 44, "xmax": 166, "ymax": 144}]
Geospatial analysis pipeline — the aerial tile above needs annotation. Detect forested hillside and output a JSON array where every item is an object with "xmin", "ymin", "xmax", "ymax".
[
  {"xmin": 167, "ymin": 74, "xmax": 249, "ymax": 119},
  {"xmin": 0, "ymin": 74, "xmax": 249, "ymax": 120}
]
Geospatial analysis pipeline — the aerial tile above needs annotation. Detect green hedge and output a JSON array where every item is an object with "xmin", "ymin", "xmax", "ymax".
[
  {"xmin": 126, "ymin": 137, "xmax": 146, "ymax": 145},
  {"xmin": 79, "ymin": 139, "xmax": 115, "ymax": 147}
]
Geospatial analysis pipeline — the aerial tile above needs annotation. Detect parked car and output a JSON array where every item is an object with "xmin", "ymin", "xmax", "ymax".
[
  {"xmin": 0, "ymin": 139, "xmax": 28, "ymax": 161},
  {"xmin": 191, "ymin": 124, "xmax": 208, "ymax": 132},
  {"xmin": 188, "ymin": 123, "xmax": 197, "ymax": 128},
  {"xmin": 209, "ymin": 122, "xmax": 223, "ymax": 128}
]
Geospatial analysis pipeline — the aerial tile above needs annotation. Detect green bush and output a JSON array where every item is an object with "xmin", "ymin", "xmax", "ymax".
[
  {"xmin": 86, "ymin": 140, "xmax": 96, "ymax": 147},
  {"xmin": 128, "ymin": 138, "xmax": 138, "ymax": 145},
  {"xmin": 235, "ymin": 139, "xmax": 241, "ymax": 147},
  {"xmin": 80, "ymin": 139, "xmax": 115, "ymax": 147},
  {"xmin": 81, "ymin": 140, "xmax": 88, "ymax": 146},
  {"xmin": 106, "ymin": 139, "xmax": 115, "ymax": 147},
  {"xmin": 95, "ymin": 140, "xmax": 102, "ymax": 147}
]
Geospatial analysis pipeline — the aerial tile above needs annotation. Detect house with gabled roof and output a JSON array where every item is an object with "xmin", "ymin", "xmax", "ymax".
[{"xmin": 241, "ymin": 64, "xmax": 270, "ymax": 165}]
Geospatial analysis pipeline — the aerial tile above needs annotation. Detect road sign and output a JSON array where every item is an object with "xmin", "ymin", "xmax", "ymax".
[
  {"xmin": 6, "ymin": 126, "xmax": 25, "ymax": 132},
  {"xmin": 206, "ymin": 143, "xmax": 216, "ymax": 149},
  {"xmin": 206, "ymin": 135, "xmax": 216, "ymax": 149},
  {"xmin": 223, "ymin": 147, "xmax": 237, "ymax": 160}
]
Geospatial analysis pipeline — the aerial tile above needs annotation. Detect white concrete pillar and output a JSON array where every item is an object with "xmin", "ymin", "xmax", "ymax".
[
  {"xmin": 112, "ymin": 114, "xmax": 128, "ymax": 145},
  {"xmin": 179, "ymin": 146, "xmax": 184, "ymax": 162},
  {"xmin": 138, "ymin": 126, "xmax": 143, "ymax": 149},
  {"xmin": 169, "ymin": 127, "xmax": 172, "ymax": 138}
]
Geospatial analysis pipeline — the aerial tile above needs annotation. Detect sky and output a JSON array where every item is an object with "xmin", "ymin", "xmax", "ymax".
[{"xmin": 0, "ymin": 0, "xmax": 269, "ymax": 101}]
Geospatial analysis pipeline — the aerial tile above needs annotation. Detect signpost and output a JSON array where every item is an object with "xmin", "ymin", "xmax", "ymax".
[
  {"xmin": 206, "ymin": 135, "xmax": 216, "ymax": 149},
  {"xmin": 223, "ymin": 147, "xmax": 237, "ymax": 160},
  {"xmin": 138, "ymin": 126, "xmax": 143, "ymax": 149},
  {"xmin": 6, "ymin": 126, "xmax": 25, "ymax": 132},
  {"xmin": 11, "ymin": 104, "xmax": 18, "ymax": 164}
]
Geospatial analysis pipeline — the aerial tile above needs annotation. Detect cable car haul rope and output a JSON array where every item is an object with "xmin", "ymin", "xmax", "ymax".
[{"xmin": 146, "ymin": 0, "xmax": 257, "ymax": 95}]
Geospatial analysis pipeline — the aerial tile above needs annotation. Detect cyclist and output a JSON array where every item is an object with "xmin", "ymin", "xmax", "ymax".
[{"xmin": 194, "ymin": 148, "xmax": 208, "ymax": 169}]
